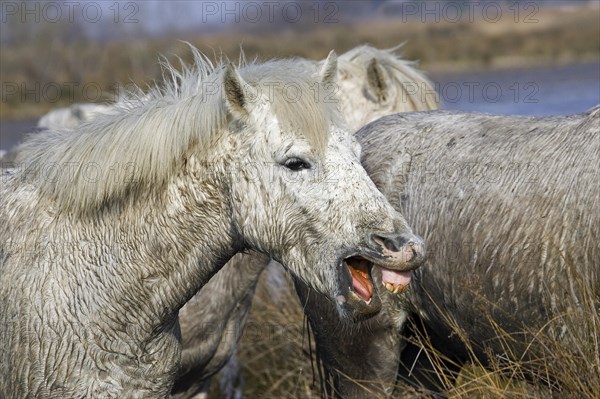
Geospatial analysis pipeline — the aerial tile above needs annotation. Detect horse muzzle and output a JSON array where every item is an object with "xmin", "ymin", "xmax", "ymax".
[{"xmin": 366, "ymin": 232, "xmax": 426, "ymax": 268}]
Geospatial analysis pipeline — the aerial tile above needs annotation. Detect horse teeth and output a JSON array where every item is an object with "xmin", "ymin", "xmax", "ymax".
[
  {"xmin": 394, "ymin": 285, "xmax": 407, "ymax": 294},
  {"xmin": 384, "ymin": 282, "xmax": 408, "ymax": 294}
]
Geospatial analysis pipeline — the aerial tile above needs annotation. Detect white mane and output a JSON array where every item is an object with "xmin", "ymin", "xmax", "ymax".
[{"xmin": 15, "ymin": 47, "xmax": 339, "ymax": 215}]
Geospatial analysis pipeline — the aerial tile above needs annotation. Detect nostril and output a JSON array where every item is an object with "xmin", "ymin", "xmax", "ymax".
[
  {"xmin": 369, "ymin": 233, "xmax": 426, "ymax": 264},
  {"xmin": 369, "ymin": 232, "xmax": 412, "ymax": 253}
]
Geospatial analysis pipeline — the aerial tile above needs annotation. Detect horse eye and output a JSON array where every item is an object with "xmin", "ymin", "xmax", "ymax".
[{"xmin": 282, "ymin": 157, "xmax": 311, "ymax": 171}]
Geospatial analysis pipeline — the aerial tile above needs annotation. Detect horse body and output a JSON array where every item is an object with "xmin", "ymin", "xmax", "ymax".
[
  {"xmin": 0, "ymin": 50, "xmax": 423, "ymax": 397},
  {"xmin": 303, "ymin": 107, "xmax": 599, "ymax": 395},
  {"xmin": 360, "ymin": 109, "xmax": 599, "ymax": 347}
]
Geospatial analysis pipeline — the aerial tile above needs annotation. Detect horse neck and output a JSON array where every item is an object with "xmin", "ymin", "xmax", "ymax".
[{"xmin": 84, "ymin": 169, "xmax": 241, "ymax": 335}]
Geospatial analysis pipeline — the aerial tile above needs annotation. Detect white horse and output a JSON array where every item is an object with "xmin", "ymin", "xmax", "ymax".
[{"xmin": 0, "ymin": 49, "xmax": 424, "ymax": 398}]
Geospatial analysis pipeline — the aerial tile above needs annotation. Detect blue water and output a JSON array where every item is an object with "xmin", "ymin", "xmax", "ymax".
[{"xmin": 430, "ymin": 61, "xmax": 600, "ymax": 116}]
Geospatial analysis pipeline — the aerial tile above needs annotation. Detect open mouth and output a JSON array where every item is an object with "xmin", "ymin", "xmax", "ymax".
[
  {"xmin": 343, "ymin": 256, "xmax": 414, "ymax": 303},
  {"xmin": 344, "ymin": 257, "xmax": 374, "ymax": 302}
]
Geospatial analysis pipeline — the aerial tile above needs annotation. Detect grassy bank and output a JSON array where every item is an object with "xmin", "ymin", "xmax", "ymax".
[{"xmin": 1, "ymin": 4, "xmax": 599, "ymax": 119}]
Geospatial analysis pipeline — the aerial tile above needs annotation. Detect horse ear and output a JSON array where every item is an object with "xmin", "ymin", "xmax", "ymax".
[
  {"xmin": 223, "ymin": 64, "xmax": 257, "ymax": 119},
  {"xmin": 320, "ymin": 50, "xmax": 338, "ymax": 85},
  {"xmin": 366, "ymin": 58, "xmax": 390, "ymax": 103}
]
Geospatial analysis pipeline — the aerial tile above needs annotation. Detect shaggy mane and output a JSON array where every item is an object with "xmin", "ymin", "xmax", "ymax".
[
  {"xmin": 338, "ymin": 44, "xmax": 440, "ymax": 111},
  {"xmin": 15, "ymin": 46, "xmax": 337, "ymax": 215}
]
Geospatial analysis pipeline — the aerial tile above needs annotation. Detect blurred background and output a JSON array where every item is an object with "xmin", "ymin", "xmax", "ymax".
[{"xmin": 1, "ymin": 0, "xmax": 599, "ymax": 153}]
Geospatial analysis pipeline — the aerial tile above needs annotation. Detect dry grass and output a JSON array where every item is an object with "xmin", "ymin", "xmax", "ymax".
[
  {"xmin": 402, "ymin": 274, "xmax": 600, "ymax": 399},
  {"xmin": 1, "ymin": 5, "xmax": 598, "ymax": 119},
  {"xmin": 209, "ymin": 260, "xmax": 599, "ymax": 398}
]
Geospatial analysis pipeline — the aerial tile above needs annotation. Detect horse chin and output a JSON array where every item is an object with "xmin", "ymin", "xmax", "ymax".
[{"xmin": 337, "ymin": 255, "xmax": 383, "ymax": 321}]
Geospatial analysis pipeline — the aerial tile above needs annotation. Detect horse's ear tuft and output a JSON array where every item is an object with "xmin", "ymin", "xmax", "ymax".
[
  {"xmin": 223, "ymin": 64, "xmax": 253, "ymax": 119},
  {"xmin": 366, "ymin": 58, "xmax": 390, "ymax": 103},
  {"xmin": 320, "ymin": 50, "xmax": 338, "ymax": 86}
]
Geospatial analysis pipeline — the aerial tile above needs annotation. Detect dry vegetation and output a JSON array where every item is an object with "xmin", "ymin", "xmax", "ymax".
[
  {"xmin": 399, "ymin": 263, "xmax": 600, "ymax": 399},
  {"xmin": 1, "ymin": 5, "xmax": 599, "ymax": 119},
  {"xmin": 210, "ymin": 261, "xmax": 599, "ymax": 398}
]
